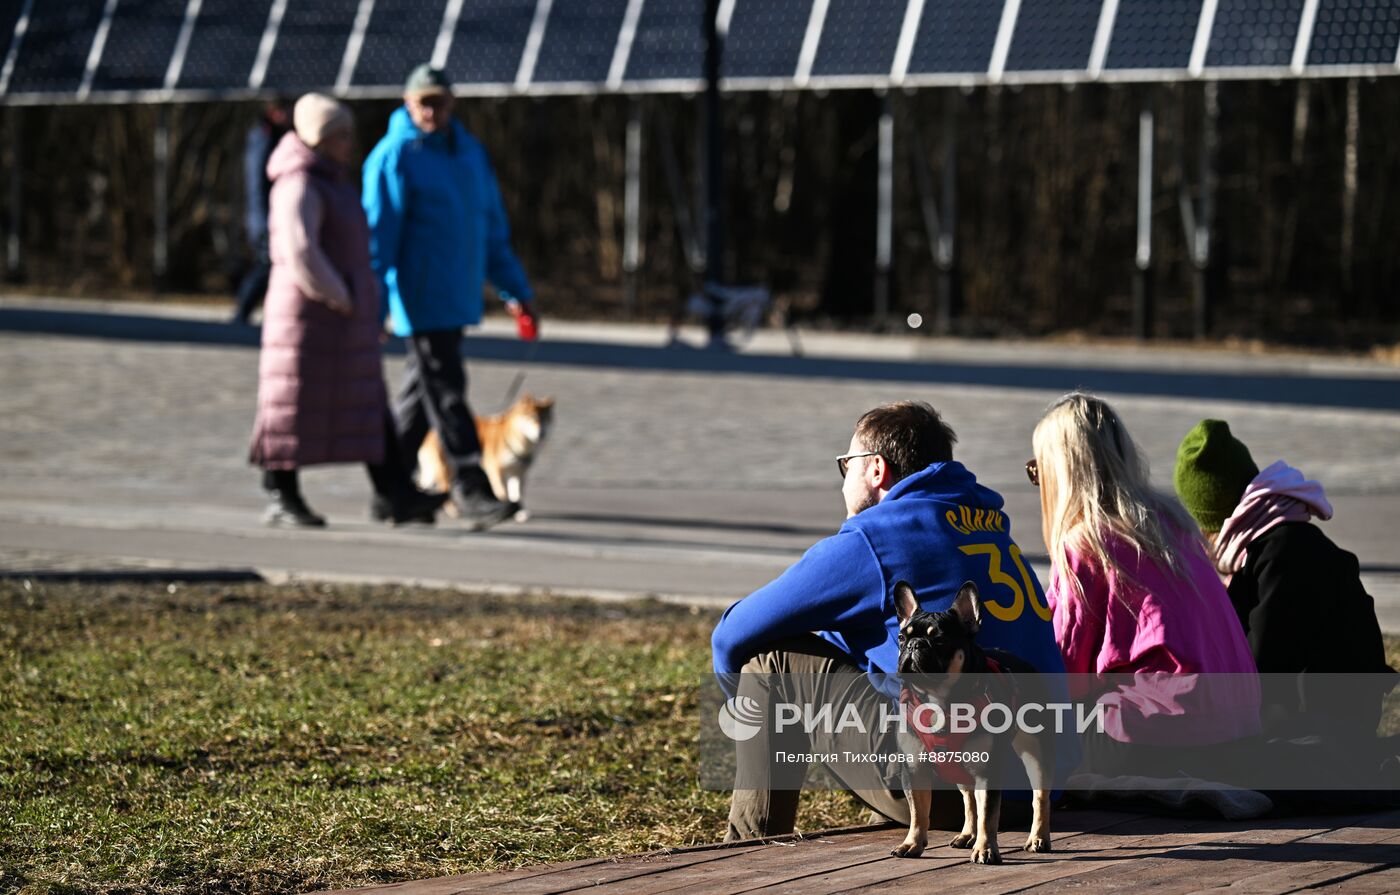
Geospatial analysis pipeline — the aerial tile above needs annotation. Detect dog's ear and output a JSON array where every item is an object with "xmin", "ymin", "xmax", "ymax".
[
  {"xmin": 951, "ymin": 581, "xmax": 983, "ymax": 634},
  {"xmin": 535, "ymin": 395, "xmax": 555, "ymax": 410},
  {"xmin": 894, "ymin": 581, "xmax": 919, "ymax": 624}
]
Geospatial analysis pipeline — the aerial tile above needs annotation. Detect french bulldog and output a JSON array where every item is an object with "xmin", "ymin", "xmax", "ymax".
[{"xmin": 891, "ymin": 579, "xmax": 1053, "ymax": 865}]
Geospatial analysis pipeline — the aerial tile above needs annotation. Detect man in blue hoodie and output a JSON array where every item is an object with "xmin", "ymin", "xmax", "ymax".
[
  {"xmin": 711, "ymin": 401, "xmax": 1074, "ymax": 839},
  {"xmin": 363, "ymin": 65, "xmax": 535, "ymax": 529}
]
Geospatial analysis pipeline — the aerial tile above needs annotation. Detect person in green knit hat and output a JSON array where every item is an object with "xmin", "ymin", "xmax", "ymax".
[
  {"xmin": 1172, "ymin": 420, "xmax": 1260, "ymax": 535},
  {"xmin": 1174, "ymin": 420, "xmax": 1393, "ymax": 739}
]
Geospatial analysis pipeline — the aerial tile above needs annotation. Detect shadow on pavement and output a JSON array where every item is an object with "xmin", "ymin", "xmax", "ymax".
[
  {"xmin": 4, "ymin": 305, "xmax": 1398, "ymax": 412},
  {"xmin": 0, "ymin": 568, "xmax": 265, "ymax": 583},
  {"xmin": 538, "ymin": 510, "xmax": 833, "ymax": 539}
]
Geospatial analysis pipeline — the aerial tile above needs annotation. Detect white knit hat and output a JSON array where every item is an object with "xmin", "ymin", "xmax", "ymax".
[{"xmin": 293, "ymin": 93, "xmax": 353, "ymax": 147}]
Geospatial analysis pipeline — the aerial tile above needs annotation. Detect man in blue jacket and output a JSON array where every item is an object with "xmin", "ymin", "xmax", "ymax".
[
  {"xmin": 363, "ymin": 65, "xmax": 535, "ymax": 528},
  {"xmin": 712, "ymin": 401, "xmax": 1074, "ymax": 840}
]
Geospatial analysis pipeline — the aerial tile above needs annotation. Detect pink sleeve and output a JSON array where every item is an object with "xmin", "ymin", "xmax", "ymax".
[
  {"xmin": 269, "ymin": 173, "xmax": 352, "ymax": 310},
  {"xmin": 1050, "ymin": 548, "xmax": 1109, "ymax": 691}
]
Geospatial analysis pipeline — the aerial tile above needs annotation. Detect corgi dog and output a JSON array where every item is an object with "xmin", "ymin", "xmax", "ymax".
[{"xmin": 418, "ymin": 393, "xmax": 555, "ymax": 523}]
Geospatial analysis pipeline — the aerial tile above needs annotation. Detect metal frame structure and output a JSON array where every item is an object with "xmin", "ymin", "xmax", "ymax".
[{"xmin": 1, "ymin": 0, "xmax": 1394, "ymax": 105}]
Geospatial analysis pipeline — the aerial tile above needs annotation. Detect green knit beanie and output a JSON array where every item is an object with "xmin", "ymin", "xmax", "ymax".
[{"xmin": 1173, "ymin": 420, "xmax": 1259, "ymax": 532}]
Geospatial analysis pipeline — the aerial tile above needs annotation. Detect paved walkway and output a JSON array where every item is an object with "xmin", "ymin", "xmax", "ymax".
[
  {"xmin": 2, "ymin": 296, "xmax": 1398, "ymax": 629},
  {"xmin": 311, "ymin": 808, "xmax": 1400, "ymax": 894}
]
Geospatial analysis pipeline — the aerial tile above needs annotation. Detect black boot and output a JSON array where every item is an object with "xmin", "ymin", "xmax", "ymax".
[
  {"xmin": 370, "ymin": 488, "xmax": 449, "ymax": 526},
  {"xmin": 262, "ymin": 470, "xmax": 326, "ymax": 528},
  {"xmin": 366, "ymin": 431, "xmax": 448, "ymax": 525},
  {"xmin": 451, "ymin": 466, "xmax": 513, "ymax": 531}
]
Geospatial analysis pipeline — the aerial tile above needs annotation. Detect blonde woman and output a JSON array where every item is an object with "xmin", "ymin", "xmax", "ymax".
[{"xmin": 1030, "ymin": 393, "xmax": 1259, "ymax": 776}]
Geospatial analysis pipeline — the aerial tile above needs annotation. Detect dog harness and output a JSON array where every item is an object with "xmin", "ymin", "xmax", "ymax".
[{"xmin": 899, "ymin": 656, "xmax": 1009, "ymax": 787}]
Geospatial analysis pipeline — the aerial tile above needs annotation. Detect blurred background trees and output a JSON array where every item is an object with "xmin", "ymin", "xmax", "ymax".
[{"xmin": 4, "ymin": 78, "xmax": 1397, "ymax": 346}]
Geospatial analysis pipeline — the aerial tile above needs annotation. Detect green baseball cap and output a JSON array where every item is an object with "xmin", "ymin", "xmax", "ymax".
[{"xmin": 404, "ymin": 64, "xmax": 451, "ymax": 96}]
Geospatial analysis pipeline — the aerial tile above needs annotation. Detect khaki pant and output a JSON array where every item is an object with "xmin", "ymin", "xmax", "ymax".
[{"xmin": 724, "ymin": 635, "xmax": 962, "ymax": 841}]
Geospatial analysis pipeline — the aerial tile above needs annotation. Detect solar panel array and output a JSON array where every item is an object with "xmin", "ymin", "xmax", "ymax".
[
  {"xmin": 2, "ymin": 0, "xmax": 1398, "ymax": 103},
  {"xmin": 1102, "ymin": 0, "xmax": 1205, "ymax": 71}
]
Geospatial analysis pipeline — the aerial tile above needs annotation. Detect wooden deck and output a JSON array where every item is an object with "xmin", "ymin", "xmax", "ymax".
[{"xmin": 318, "ymin": 807, "xmax": 1400, "ymax": 895}]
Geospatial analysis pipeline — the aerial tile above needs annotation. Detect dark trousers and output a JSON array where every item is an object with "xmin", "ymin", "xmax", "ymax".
[
  {"xmin": 725, "ymin": 635, "xmax": 966, "ymax": 841},
  {"xmin": 394, "ymin": 329, "xmax": 482, "ymax": 482},
  {"xmin": 263, "ymin": 409, "xmax": 416, "ymax": 500},
  {"xmin": 233, "ymin": 241, "xmax": 271, "ymax": 323}
]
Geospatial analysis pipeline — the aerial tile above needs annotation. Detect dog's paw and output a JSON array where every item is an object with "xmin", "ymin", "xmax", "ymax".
[
  {"xmin": 1024, "ymin": 835, "xmax": 1052, "ymax": 853},
  {"xmin": 890, "ymin": 836, "xmax": 927, "ymax": 859},
  {"xmin": 949, "ymin": 833, "xmax": 974, "ymax": 849},
  {"xmin": 512, "ymin": 507, "xmax": 530, "ymax": 523},
  {"xmin": 970, "ymin": 842, "xmax": 1001, "ymax": 865}
]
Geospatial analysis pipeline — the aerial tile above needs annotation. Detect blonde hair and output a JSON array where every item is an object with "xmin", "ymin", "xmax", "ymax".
[{"xmin": 1032, "ymin": 392, "xmax": 1202, "ymax": 608}]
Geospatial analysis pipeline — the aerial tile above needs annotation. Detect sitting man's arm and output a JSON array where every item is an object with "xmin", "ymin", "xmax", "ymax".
[{"xmin": 711, "ymin": 529, "xmax": 882, "ymax": 696}]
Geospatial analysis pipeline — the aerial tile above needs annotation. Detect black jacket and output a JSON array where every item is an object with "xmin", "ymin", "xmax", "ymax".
[{"xmin": 1227, "ymin": 521, "xmax": 1394, "ymax": 736}]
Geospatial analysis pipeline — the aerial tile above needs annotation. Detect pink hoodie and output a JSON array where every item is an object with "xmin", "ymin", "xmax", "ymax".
[
  {"xmin": 1213, "ymin": 461, "xmax": 1333, "ymax": 577},
  {"xmin": 1050, "ymin": 526, "xmax": 1261, "ymax": 745}
]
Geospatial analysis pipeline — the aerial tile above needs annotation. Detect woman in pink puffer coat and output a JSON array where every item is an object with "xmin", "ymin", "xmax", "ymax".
[{"xmin": 248, "ymin": 94, "xmax": 444, "ymax": 528}]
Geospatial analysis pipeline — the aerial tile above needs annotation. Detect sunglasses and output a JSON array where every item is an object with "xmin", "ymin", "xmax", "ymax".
[
  {"xmin": 1025, "ymin": 458, "xmax": 1039, "ymax": 487},
  {"xmin": 411, "ymin": 94, "xmax": 453, "ymax": 110},
  {"xmin": 836, "ymin": 451, "xmax": 879, "ymax": 479}
]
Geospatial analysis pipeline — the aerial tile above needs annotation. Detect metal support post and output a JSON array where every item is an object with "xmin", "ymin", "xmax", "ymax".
[
  {"xmin": 622, "ymin": 97, "xmax": 644, "ymax": 318},
  {"xmin": 874, "ymin": 92, "xmax": 894, "ymax": 324},
  {"xmin": 1186, "ymin": 81, "xmax": 1218, "ymax": 339},
  {"xmin": 5, "ymin": 106, "xmax": 21, "ymax": 282},
  {"xmin": 1342, "ymin": 77, "xmax": 1359, "ymax": 295},
  {"xmin": 154, "ymin": 106, "xmax": 171, "ymax": 289},
  {"xmin": 1133, "ymin": 101, "xmax": 1154, "ymax": 340},
  {"xmin": 701, "ymin": 0, "xmax": 725, "ymax": 342},
  {"xmin": 936, "ymin": 91, "xmax": 958, "ymax": 333}
]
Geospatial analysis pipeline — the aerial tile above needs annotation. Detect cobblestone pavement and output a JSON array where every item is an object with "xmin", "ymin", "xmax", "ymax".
[{"xmin": 2, "ymin": 297, "xmax": 1397, "ymax": 628}]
